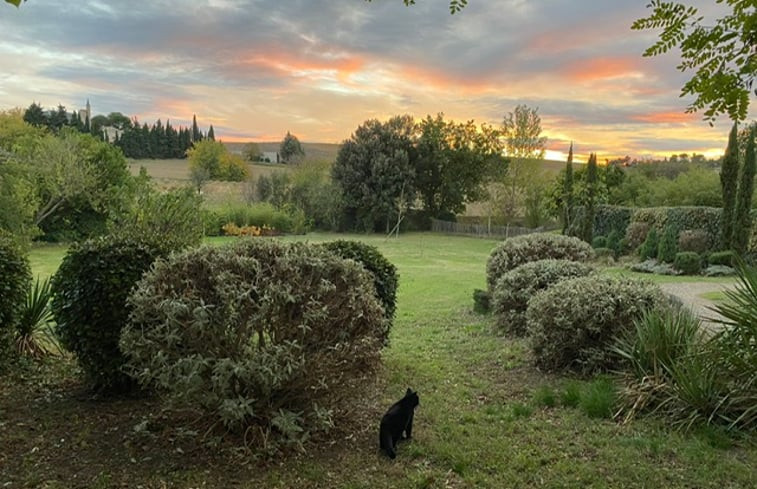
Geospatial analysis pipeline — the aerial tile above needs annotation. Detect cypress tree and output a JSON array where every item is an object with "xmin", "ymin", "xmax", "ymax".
[
  {"xmin": 192, "ymin": 114, "xmax": 201, "ymax": 142},
  {"xmin": 207, "ymin": 125, "xmax": 215, "ymax": 141},
  {"xmin": 581, "ymin": 153, "xmax": 598, "ymax": 243},
  {"xmin": 733, "ymin": 125, "xmax": 756, "ymax": 254},
  {"xmin": 562, "ymin": 142, "xmax": 574, "ymax": 234},
  {"xmin": 720, "ymin": 123, "xmax": 740, "ymax": 250}
]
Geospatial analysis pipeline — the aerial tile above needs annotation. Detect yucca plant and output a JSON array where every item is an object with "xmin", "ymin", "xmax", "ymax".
[
  {"xmin": 613, "ymin": 306, "xmax": 705, "ymax": 423},
  {"xmin": 707, "ymin": 259, "xmax": 757, "ymax": 431},
  {"xmin": 16, "ymin": 276, "xmax": 61, "ymax": 359}
]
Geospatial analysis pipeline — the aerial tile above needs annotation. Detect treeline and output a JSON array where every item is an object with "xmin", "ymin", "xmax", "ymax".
[
  {"xmin": 22, "ymin": 102, "xmax": 215, "ymax": 159},
  {"xmin": 115, "ymin": 115, "xmax": 215, "ymax": 159}
]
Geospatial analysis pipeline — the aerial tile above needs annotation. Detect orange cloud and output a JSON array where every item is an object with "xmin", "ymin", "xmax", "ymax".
[
  {"xmin": 236, "ymin": 46, "xmax": 364, "ymax": 81},
  {"xmin": 632, "ymin": 111, "xmax": 698, "ymax": 124},
  {"xmin": 561, "ymin": 56, "xmax": 644, "ymax": 83}
]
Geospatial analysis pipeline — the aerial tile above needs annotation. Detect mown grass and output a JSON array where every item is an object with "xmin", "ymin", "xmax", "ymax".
[{"xmin": 11, "ymin": 232, "xmax": 756, "ymax": 488}]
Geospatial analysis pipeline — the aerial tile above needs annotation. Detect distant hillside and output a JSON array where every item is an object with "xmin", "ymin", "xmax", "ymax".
[{"xmin": 224, "ymin": 141, "xmax": 341, "ymax": 163}]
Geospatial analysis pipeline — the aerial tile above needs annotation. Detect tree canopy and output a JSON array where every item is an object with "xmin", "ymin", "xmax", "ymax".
[{"xmin": 632, "ymin": 0, "xmax": 757, "ymax": 123}]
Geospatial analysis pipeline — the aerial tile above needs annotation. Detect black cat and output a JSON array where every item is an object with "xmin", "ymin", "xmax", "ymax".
[{"xmin": 379, "ymin": 388, "xmax": 419, "ymax": 459}]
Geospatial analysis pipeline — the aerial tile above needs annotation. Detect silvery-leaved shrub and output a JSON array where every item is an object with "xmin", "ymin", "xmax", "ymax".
[
  {"xmin": 486, "ymin": 233, "xmax": 593, "ymax": 292},
  {"xmin": 492, "ymin": 259, "xmax": 595, "ymax": 336},
  {"xmin": 120, "ymin": 240, "xmax": 386, "ymax": 447},
  {"xmin": 526, "ymin": 275, "xmax": 666, "ymax": 374}
]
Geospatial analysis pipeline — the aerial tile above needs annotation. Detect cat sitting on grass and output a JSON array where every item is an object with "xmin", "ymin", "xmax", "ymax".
[{"xmin": 379, "ymin": 388, "xmax": 419, "ymax": 459}]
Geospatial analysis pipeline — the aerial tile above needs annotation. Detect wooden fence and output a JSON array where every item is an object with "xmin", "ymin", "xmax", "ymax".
[{"xmin": 430, "ymin": 218, "xmax": 550, "ymax": 239}]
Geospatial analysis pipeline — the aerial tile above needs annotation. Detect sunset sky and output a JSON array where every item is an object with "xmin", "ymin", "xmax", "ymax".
[{"xmin": 1, "ymin": 0, "xmax": 753, "ymax": 162}]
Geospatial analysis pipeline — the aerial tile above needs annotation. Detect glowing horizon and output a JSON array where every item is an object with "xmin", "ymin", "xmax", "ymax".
[{"xmin": 0, "ymin": 0, "xmax": 751, "ymax": 161}]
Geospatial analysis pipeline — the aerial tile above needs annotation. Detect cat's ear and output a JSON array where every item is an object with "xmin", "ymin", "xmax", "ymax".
[{"xmin": 406, "ymin": 388, "xmax": 414, "ymax": 396}]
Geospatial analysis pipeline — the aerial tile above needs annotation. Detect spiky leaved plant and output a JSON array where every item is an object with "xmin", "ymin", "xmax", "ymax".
[{"xmin": 16, "ymin": 276, "xmax": 61, "ymax": 359}]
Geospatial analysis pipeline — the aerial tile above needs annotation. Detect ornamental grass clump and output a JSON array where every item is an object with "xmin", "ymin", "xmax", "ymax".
[
  {"xmin": 120, "ymin": 240, "xmax": 387, "ymax": 447},
  {"xmin": 485, "ymin": 233, "xmax": 593, "ymax": 292},
  {"xmin": 526, "ymin": 275, "xmax": 666, "ymax": 374},
  {"xmin": 491, "ymin": 259, "xmax": 595, "ymax": 336}
]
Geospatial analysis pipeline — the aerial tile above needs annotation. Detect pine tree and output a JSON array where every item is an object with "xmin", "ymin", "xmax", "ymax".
[
  {"xmin": 562, "ymin": 142, "xmax": 574, "ymax": 234},
  {"xmin": 207, "ymin": 125, "xmax": 215, "ymax": 141},
  {"xmin": 23, "ymin": 102, "xmax": 47, "ymax": 127},
  {"xmin": 581, "ymin": 153, "xmax": 598, "ymax": 243},
  {"xmin": 720, "ymin": 123, "xmax": 740, "ymax": 250},
  {"xmin": 733, "ymin": 125, "xmax": 756, "ymax": 254}
]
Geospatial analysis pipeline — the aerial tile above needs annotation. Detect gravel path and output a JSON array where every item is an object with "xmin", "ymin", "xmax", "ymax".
[{"xmin": 658, "ymin": 281, "xmax": 733, "ymax": 328}]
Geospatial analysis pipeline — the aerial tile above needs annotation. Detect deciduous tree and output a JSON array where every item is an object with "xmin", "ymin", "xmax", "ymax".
[
  {"xmin": 499, "ymin": 104, "xmax": 547, "ymax": 223},
  {"xmin": 632, "ymin": 0, "xmax": 757, "ymax": 123},
  {"xmin": 333, "ymin": 116, "xmax": 416, "ymax": 232}
]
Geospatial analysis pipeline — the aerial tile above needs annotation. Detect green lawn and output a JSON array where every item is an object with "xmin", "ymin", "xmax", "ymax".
[{"xmin": 9, "ymin": 233, "xmax": 755, "ymax": 488}]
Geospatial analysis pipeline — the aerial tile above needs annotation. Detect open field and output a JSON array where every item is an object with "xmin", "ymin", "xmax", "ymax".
[
  {"xmin": 127, "ymin": 158, "xmax": 292, "ymax": 206},
  {"xmin": 5, "ymin": 232, "xmax": 754, "ymax": 488},
  {"xmin": 223, "ymin": 141, "xmax": 341, "ymax": 163}
]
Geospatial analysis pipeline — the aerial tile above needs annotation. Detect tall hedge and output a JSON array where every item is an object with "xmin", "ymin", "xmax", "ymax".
[
  {"xmin": 50, "ymin": 236, "xmax": 171, "ymax": 392},
  {"xmin": 0, "ymin": 236, "xmax": 31, "ymax": 371}
]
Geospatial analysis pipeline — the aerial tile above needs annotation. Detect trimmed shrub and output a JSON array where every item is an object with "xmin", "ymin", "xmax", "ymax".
[
  {"xmin": 0, "ymin": 236, "xmax": 31, "ymax": 371},
  {"xmin": 639, "ymin": 228, "xmax": 659, "ymax": 260},
  {"xmin": 486, "ymin": 233, "xmax": 593, "ymax": 292},
  {"xmin": 708, "ymin": 251, "xmax": 735, "ymax": 267},
  {"xmin": 526, "ymin": 275, "xmax": 666, "ymax": 374},
  {"xmin": 657, "ymin": 226, "xmax": 679, "ymax": 263},
  {"xmin": 50, "ymin": 236, "xmax": 171, "ymax": 392},
  {"xmin": 674, "ymin": 252, "xmax": 702, "ymax": 275},
  {"xmin": 321, "ymin": 240, "xmax": 398, "ymax": 322},
  {"xmin": 120, "ymin": 240, "xmax": 386, "ymax": 443},
  {"xmin": 678, "ymin": 229, "xmax": 709, "ymax": 254},
  {"xmin": 624, "ymin": 221, "xmax": 650, "ymax": 252},
  {"xmin": 472, "ymin": 289, "xmax": 491, "ymax": 314},
  {"xmin": 591, "ymin": 236, "xmax": 607, "ymax": 249},
  {"xmin": 492, "ymin": 259, "xmax": 595, "ymax": 336}
]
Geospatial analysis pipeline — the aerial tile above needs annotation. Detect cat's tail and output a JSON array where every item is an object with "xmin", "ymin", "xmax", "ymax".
[{"xmin": 379, "ymin": 430, "xmax": 396, "ymax": 459}]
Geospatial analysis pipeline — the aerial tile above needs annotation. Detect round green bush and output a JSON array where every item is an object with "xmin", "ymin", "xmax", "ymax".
[
  {"xmin": 50, "ymin": 236, "xmax": 170, "ymax": 392},
  {"xmin": 321, "ymin": 240, "xmax": 398, "ymax": 321},
  {"xmin": 492, "ymin": 259, "xmax": 595, "ymax": 336},
  {"xmin": 708, "ymin": 250, "xmax": 735, "ymax": 267},
  {"xmin": 526, "ymin": 275, "xmax": 666, "ymax": 374},
  {"xmin": 592, "ymin": 236, "xmax": 607, "ymax": 249},
  {"xmin": 673, "ymin": 252, "xmax": 702, "ymax": 275},
  {"xmin": 120, "ymin": 240, "xmax": 387, "ymax": 438},
  {"xmin": 0, "ymin": 236, "xmax": 31, "ymax": 371},
  {"xmin": 486, "ymin": 233, "xmax": 594, "ymax": 292}
]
